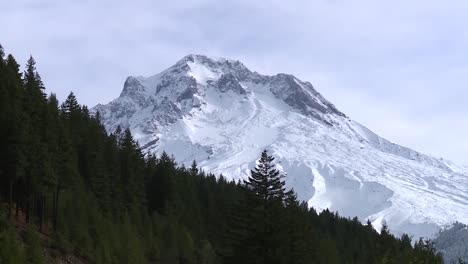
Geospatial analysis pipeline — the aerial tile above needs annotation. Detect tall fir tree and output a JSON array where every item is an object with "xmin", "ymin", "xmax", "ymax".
[
  {"xmin": 0, "ymin": 54, "xmax": 27, "ymax": 218},
  {"xmin": 22, "ymin": 56, "xmax": 48, "ymax": 224},
  {"xmin": 244, "ymin": 149, "xmax": 286, "ymax": 204},
  {"xmin": 241, "ymin": 150, "xmax": 288, "ymax": 264},
  {"xmin": 190, "ymin": 160, "xmax": 199, "ymax": 176}
]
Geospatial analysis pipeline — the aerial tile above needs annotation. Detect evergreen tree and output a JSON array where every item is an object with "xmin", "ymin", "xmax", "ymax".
[
  {"xmin": 119, "ymin": 128, "xmax": 145, "ymax": 211},
  {"xmin": 190, "ymin": 160, "xmax": 199, "ymax": 176},
  {"xmin": 244, "ymin": 149, "xmax": 286, "ymax": 204},
  {"xmin": 23, "ymin": 56, "xmax": 45, "ymax": 98},
  {"xmin": 0, "ymin": 54, "xmax": 26, "ymax": 218},
  {"xmin": 22, "ymin": 56, "xmax": 48, "ymax": 224},
  {"xmin": 241, "ymin": 150, "xmax": 287, "ymax": 264},
  {"xmin": 61, "ymin": 92, "xmax": 80, "ymax": 119}
]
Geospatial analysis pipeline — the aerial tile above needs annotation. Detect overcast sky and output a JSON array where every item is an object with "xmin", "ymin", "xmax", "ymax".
[{"xmin": 3, "ymin": 0, "xmax": 468, "ymax": 163}]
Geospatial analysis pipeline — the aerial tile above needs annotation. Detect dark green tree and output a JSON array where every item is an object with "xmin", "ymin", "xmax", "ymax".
[
  {"xmin": 244, "ymin": 150, "xmax": 286, "ymax": 203},
  {"xmin": 190, "ymin": 160, "xmax": 199, "ymax": 176},
  {"xmin": 240, "ymin": 150, "xmax": 287, "ymax": 264}
]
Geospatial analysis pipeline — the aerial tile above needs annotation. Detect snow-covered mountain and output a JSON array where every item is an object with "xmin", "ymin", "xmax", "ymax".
[{"xmin": 93, "ymin": 54, "xmax": 468, "ymax": 238}]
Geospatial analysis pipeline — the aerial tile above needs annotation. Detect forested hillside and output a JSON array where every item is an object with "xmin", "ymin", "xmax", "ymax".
[{"xmin": 0, "ymin": 45, "xmax": 443, "ymax": 263}]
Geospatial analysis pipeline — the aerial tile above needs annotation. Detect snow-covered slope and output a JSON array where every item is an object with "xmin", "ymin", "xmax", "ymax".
[{"xmin": 93, "ymin": 54, "xmax": 468, "ymax": 238}]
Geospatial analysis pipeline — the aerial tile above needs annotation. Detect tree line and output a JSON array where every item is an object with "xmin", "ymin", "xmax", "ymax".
[{"xmin": 0, "ymin": 44, "xmax": 444, "ymax": 263}]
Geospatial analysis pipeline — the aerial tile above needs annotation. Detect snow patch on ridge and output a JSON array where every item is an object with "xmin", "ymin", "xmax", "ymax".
[{"xmin": 187, "ymin": 60, "xmax": 220, "ymax": 84}]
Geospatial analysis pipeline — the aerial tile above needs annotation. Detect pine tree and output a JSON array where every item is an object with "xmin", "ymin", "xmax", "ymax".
[
  {"xmin": 240, "ymin": 149, "xmax": 287, "ymax": 264},
  {"xmin": 0, "ymin": 54, "xmax": 26, "ymax": 218},
  {"xmin": 61, "ymin": 92, "xmax": 83, "ymax": 152},
  {"xmin": 147, "ymin": 151, "xmax": 176, "ymax": 214},
  {"xmin": 53, "ymin": 120, "xmax": 78, "ymax": 231},
  {"xmin": 244, "ymin": 149, "xmax": 286, "ymax": 204},
  {"xmin": 23, "ymin": 56, "xmax": 45, "ymax": 98},
  {"xmin": 119, "ymin": 128, "xmax": 145, "ymax": 211},
  {"xmin": 61, "ymin": 92, "xmax": 80, "ymax": 118},
  {"xmin": 87, "ymin": 116, "xmax": 111, "ymax": 212},
  {"xmin": 283, "ymin": 190, "xmax": 317, "ymax": 264},
  {"xmin": 190, "ymin": 160, "xmax": 199, "ymax": 176},
  {"xmin": 22, "ymin": 56, "xmax": 48, "ymax": 224}
]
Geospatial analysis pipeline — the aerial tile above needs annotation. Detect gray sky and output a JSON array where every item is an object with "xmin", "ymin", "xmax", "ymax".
[{"xmin": 3, "ymin": 0, "xmax": 468, "ymax": 163}]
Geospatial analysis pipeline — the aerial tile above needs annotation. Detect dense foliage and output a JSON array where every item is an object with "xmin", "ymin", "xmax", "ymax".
[{"xmin": 0, "ymin": 45, "xmax": 444, "ymax": 263}]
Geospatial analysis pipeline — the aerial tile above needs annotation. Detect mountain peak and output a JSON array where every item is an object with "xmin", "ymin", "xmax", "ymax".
[
  {"xmin": 173, "ymin": 54, "xmax": 251, "ymax": 83},
  {"xmin": 103, "ymin": 55, "xmax": 346, "ymax": 127},
  {"xmin": 178, "ymin": 54, "xmax": 240, "ymax": 65},
  {"xmin": 93, "ymin": 54, "xmax": 468, "ymax": 239}
]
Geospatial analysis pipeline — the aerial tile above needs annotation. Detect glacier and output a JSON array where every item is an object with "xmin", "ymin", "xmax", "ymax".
[{"xmin": 93, "ymin": 54, "xmax": 468, "ymax": 239}]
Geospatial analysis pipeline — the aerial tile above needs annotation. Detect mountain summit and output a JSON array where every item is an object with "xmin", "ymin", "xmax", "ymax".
[{"xmin": 93, "ymin": 54, "xmax": 468, "ymax": 238}]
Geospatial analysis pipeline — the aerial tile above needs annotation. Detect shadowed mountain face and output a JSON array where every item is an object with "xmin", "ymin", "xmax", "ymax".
[
  {"xmin": 93, "ymin": 54, "xmax": 468, "ymax": 239},
  {"xmin": 434, "ymin": 222, "xmax": 468, "ymax": 263}
]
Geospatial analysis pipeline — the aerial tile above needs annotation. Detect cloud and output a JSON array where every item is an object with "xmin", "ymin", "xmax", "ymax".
[{"xmin": 2, "ymin": 0, "xmax": 468, "ymax": 163}]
